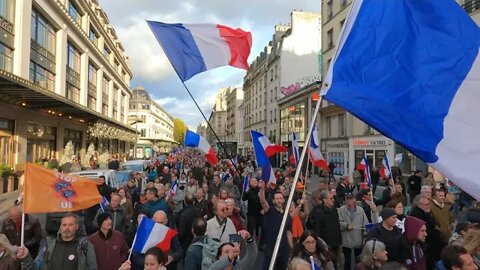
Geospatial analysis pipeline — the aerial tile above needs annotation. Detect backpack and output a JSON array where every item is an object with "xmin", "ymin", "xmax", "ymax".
[{"xmin": 192, "ymin": 237, "xmax": 222, "ymax": 270}]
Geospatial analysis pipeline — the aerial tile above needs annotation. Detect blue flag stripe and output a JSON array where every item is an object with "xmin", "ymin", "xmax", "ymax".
[{"xmin": 132, "ymin": 217, "xmax": 155, "ymax": 253}]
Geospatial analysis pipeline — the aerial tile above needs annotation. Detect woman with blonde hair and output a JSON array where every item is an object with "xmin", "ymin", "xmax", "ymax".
[
  {"xmin": 463, "ymin": 228, "xmax": 480, "ymax": 267},
  {"xmin": 355, "ymin": 239, "xmax": 388, "ymax": 270},
  {"xmin": 0, "ymin": 234, "xmax": 18, "ymax": 269}
]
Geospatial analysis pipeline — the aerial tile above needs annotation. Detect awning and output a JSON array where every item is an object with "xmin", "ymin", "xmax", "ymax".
[{"xmin": 0, "ymin": 69, "xmax": 136, "ymax": 135}]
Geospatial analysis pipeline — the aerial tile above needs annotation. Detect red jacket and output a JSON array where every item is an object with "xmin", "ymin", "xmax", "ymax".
[{"xmin": 88, "ymin": 229, "xmax": 128, "ymax": 270}]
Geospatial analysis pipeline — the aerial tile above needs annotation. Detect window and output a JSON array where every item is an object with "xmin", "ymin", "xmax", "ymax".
[
  {"xmin": 0, "ymin": 0, "xmax": 15, "ymax": 23},
  {"xmin": 121, "ymin": 93, "xmax": 125, "ymax": 121},
  {"xmin": 88, "ymin": 64, "xmax": 97, "ymax": 110},
  {"xmin": 113, "ymin": 87, "xmax": 118, "ymax": 119},
  {"xmin": 68, "ymin": 1, "xmax": 82, "ymax": 26},
  {"xmin": 327, "ymin": 116, "xmax": 332, "ymax": 137},
  {"xmin": 327, "ymin": 1, "xmax": 333, "ymax": 19},
  {"xmin": 29, "ymin": 61, "xmax": 54, "ymax": 91},
  {"xmin": 67, "ymin": 42, "xmax": 80, "ymax": 73},
  {"xmin": 338, "ymin": 114, "xmax": 346, "ymax": 137},
  {"xmin": 89, "ymin": 26, "xmax": 98, "ymax": 47},
  {"xmin": 66, "ymin": 82, "xmax": 80, "ymax": 103},
  {"xmin": 140, "ymin": 129, "xmax": 146, "ymax": 137},
  {"xmin": 102, "ymin": 77, "xmax": 109, "ymax": 115},
  {"xmin": 103, "ymin": 46, "xmax": 110, "ymax": 60},
  {"xmin": 327, "ymin": 29, "xmax": 334, "ymax": 49},
  {"xmin": 31, "ymin": 10, "xmax": 56, "ymax": 56},
  {"xmin": 341, "ymin": 0, "xmax": 347, "ymax": 7},
  {"xmin": 0, "ymin": 43, "xmax": 13, "ymax": 72}
]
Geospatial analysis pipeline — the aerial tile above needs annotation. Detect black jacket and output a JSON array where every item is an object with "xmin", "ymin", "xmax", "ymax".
[
  {"xmin": 177, "ymin": 204, "xmax": 202, "ymax": 252},
  {"xmin": 365, "ymin": 223, "xmax": 407, "ymax": 263},
  {"xmin": 313, "ymin": 205, "xmax": 342, "ymax": 248},
  {"xmin": 242, "ymin": 188, "xmax": 262, "ymax": 216},
  {"xmin": 336, "ymin": 182, "xmax": 352, "ymax": 204}
]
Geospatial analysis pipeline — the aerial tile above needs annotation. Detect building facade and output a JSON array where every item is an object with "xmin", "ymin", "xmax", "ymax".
[
  {"xmin": 225, "ymin": 87, "xmax": 243, "ymax": 155},
  {"xmin": 206, "ymin": 88, "xmax": 230, "ymax": 155},
  {"xmin": 128, "ymin": 86, "xmax": 175, "ymax": 158},
  {"xmin": 0, "ymin": 0, "xmax": 136, "ymax": 169},
  {"xmin": 196, "ymin": 121, "xmax": 207, "ymax": 139}
]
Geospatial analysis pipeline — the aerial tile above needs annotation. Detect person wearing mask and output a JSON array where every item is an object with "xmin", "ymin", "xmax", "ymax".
[
  {"xmin": 313, "ymin": 190, "xmax": 342, "ymax": 269},
  {"xmin": 142, "ymin": 188, "xmax": 169, "ymax": 218},
  {"xmin": 177, "ymin": 192, "xmax": 202, "ymax": 253},
  {"xmin": 88, "ymin": 213, "xmax": 129, "ymax": 270},
  {"xmin": 439, "ymin": 245, "xmax": 478, "ymax": 270},
  {"xmin": 242, "ymin": 177, "xmax": 262, "ymax": 239},
  {"xmin": 403, "ymin": 216, "xmax": 428, "ymax": 270},
  {"xmin": 410, "ymin": 194, "xmax": 445, "ymax": 269},
  {"xmin": 206, "ymin": 200, "xmax": 237, "ymax": 244},
  {"xmin": 338, "ymin": 192, "xmax": 370, "ymax": 270},
  {"xmin": 290, "ymin": 230, "xmax": 334, "ymax": 270},
  {"xmin": 431, "ymin": 189, "xmax": 454, "ymax": 244},
  {"xmin": 119, "ymin": 247, "xmax": 168, "ymax": 270},
  {"xmin": 259, "ymin": 180, "xmax": 293, "ymax": 270},
  {"xmin": 17, "ymin": 213, "xmax": 97, "ymax": 270},
  {"xmin": 1, "ymin": 206, "xmax": 42, "ymax": 258},
  {"xmin": 94, "ymin": 193, "xmax": 127, "ymax": 233},
  {"xmin": 355, "ymin": 239, "xmax": 389, "ymax": 270},
  {"xmin": 208, "ymin": 230, "xmax": 257, "ymax": 270},
  {"xmin": 366, "ymin": 208, "xmax": 406, "ymax": 263}
]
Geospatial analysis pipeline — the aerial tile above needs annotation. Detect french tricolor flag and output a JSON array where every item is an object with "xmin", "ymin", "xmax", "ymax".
[
  {"xmin": 321, "ymin": 0, "xmax": 480, "ymax": 199},
  {"xmin": 289, "ymin": 132, "xmax": 300, "ymax": 165},
  {"xmin": 251, "ymin": 130, "xmax": 278, "ymax": 184},
  {"xmin": 132, "ymin": 217, "xmax": 177, "ymax": 253},
  {"xmin": 184, "ymin": 129, "xmax": 218, "ymax": 165},
  {"xmin": 380, "ymin": 155, "xmax": 392, "ymax": 179},
  {"xmin": 308, "ymin": 125, "xmax": 329, "ymax": 170},
  {"xmin": 357, "ymin": 156, "xmax": 372, "ymax": 186},
  {"xmin": 147, "ymin": 21, "xmax": 252, "ymax": 82}
]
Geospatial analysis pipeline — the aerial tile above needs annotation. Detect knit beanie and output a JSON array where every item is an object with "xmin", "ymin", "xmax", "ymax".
[
  {"xmin": 97, "ymin": 212, "xmax": 112, "ymax": 227},
  {"xmin": 381, "ymin": 208, "xmax": 396, "ymax": 220}
]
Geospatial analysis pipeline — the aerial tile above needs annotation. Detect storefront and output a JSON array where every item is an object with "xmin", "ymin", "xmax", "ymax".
[
  {"xmin": 349, "ymin": 135, "xmax": 395, "ymax": 171},
  {"xmin": 0, "ymin": 119, "xmax": 14, "ymax": 166},
  {"xmin": 26, "ymin": 123, "xmax": 57, "ymax": 163},
  {"xmin": 325, "ymin": 139, "xmax": 349, "ymax": 176}
]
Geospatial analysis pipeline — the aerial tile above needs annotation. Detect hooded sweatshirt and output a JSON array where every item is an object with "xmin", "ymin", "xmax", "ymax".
[{"xmin": 404, "ymin": 216, "xmax": 427, "ymax": 270}]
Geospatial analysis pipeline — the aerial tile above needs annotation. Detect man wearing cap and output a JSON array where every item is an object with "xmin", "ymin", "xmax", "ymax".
[
  {"xmin": 338, "ymin": 192, "xmax": 370, "ymax": 270},
  {"xmin": 366, "ymin": 208, "xmax": 407, "ymax": 263},
  {"xmin": 88, "ymin": 213, "xmax": 128, "ymax": 270}
]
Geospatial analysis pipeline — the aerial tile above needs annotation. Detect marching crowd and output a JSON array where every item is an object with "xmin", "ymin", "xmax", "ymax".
[{"xmin": 0, "ymin": 148, "xmax": 479, "ymax": 270}]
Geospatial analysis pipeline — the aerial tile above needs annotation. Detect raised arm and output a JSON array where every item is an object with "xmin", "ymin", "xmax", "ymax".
[{"xmin": 258, "ymin": 180, "xmax": 270, "ymax": 213}]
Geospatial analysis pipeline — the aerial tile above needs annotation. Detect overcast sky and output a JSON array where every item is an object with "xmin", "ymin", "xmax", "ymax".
[{"xmin": 100, "ymin": 0, "xmax": 320, "ymax": 129}]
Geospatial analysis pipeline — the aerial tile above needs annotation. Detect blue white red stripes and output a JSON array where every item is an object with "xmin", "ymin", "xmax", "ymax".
[
  {"xmin": 308, "ymin": 125, "xmax": 328, "ymax": 170},
  {"xmin": 132, "ymin": 216, "xmax": 177, "ymax": 253},
  {"xmin": 251, "ymin": 130, "xmax": 280, "ymax": 184},
  {"xmin": 380, "ymin": 155, "xmax": 392, "ymax": 179},
  {"xmin": 290, "ymin": 132, "xmax": 300, "ymax": 165},
  {"xmin": 321, "ymin": 0, "xmax": 480, "ymax": 200},
  {"xmin": 184, "ymin": 129, "xmax": 218, "ymax": 165},
  {"xmin": 147, "ymin": 21, "xmax": 252, "ymax": 81}
]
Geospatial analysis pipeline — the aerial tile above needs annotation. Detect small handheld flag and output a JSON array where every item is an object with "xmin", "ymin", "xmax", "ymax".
[
  {"xmin": 132, "ymin": 216, "xmax": 177, "ymax": 253},
  {"xmin": 242, "ymin": 175, "xmax": 249, "ymax": 192},
  {"xmin": 100, "ymin": 196, "xmax": 109, "ymax": 212},
  {"xmin": 308, "ymin": 125, "xmax": 328, "ymax": 170},
  {"xmin": 290, "ymin": 132, "xmax": 300, "ymax": 165}
]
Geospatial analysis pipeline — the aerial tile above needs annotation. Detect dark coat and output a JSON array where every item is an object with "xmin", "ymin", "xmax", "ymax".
[
  {"xmin": 1, "ymin": 214, "xmax": 42, "ymax": 258},
  {"xmin": 365, "ymin": 223, "xmax": 407, "ymax": 263},
  {"xmin": 177, "ymin": 204, "xmax": 202, "ymax": 252},
  {"xmin": 242, "ymin": 187, "xmax": 262, "ymax": 216},
  {"xmin": 313, "ymin": 205, "xmax": 342, "ymax": 248},
  {"xmin": 184, "ymin": 236, "xmax": 205, "ymax": 270}
]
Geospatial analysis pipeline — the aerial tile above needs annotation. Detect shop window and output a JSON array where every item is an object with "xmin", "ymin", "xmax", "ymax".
[{"xmin": 64, "ymin": 128, "xmax": 82, "ymax": 155}]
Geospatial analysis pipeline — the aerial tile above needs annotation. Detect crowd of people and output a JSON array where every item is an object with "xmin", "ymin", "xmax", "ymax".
[{"xmin": 0, "ymin": 147, "xmax": 479, "ymax": 270}]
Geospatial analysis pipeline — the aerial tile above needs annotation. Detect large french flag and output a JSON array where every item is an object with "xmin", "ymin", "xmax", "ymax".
[
  {"xmin": 147, "ymin": 21, "xmax": 252, "ymax": 81},
  {"xmin": 322, "ymin": 0, "xmax": 480, "ymax": 200},
  {"xmin": 250, "ymin": 130, "xmax": 277, "ymax": 184},
  {"xmin": 184, "ymin": 129, "xmax": 218, "ymax": 165},
  {"xmin": 308, "ymin": 125, "xmax": 328, "ymax": 170},
  {"xmin": 132, "ymin": 217, "xmax": 177, "ymax": 253}
]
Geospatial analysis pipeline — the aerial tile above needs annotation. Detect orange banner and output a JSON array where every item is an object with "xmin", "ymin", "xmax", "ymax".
[{"xmin": 23, "ymin": 163, "xmax": 102, "ymax": 213}]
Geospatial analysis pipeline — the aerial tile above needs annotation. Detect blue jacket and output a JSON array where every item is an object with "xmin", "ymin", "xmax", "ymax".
[{"xmin": 142, "ymin": 198, "xmax": 169, "ymax": 218}]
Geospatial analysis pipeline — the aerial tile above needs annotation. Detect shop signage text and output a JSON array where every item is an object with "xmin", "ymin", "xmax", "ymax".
[
  {"xmin": 327, "ymin": 143, "xmax": 348, "ymax": 148},
  {"xmin": 353, "ymin": 139, "xmax": 387, "ymax": 146},
  {"xmin": 280, "ymin": 76, "xmax": 321, "ymax": 96}
]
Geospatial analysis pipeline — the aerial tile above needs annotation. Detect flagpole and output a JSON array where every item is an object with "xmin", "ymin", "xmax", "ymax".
[
  {"xmin": 303, "ymin": 155, "xmax": 310, "ymax": 193},
  {"xmin": 128, "ymin": 215, "xmax": 144, "ymax": 261},
  {"xmin": 268, "ymin": 96, "xmax": 323, "ymax": 270},
  {"xmin": 20, "ymin": 212, "xmax": 25, "ymax": 247},
  {"xmin": 146, "ymin": 21, "xmax": 240, "ymax": 174}
]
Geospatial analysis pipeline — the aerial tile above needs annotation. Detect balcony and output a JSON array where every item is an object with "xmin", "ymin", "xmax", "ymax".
[{"xmin": 463, "ymin": 0, "xmax": 480, "ymax": 13}]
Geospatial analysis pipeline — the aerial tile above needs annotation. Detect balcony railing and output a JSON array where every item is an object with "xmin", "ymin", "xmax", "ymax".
[{"xmin": 463, "ymin": 0, "xmax": 480, "ymax": 13}]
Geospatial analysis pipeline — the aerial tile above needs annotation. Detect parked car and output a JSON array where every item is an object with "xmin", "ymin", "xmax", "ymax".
[{"xmin": 69, "ymin": 169, "xmax": 121, "ymax": 188}]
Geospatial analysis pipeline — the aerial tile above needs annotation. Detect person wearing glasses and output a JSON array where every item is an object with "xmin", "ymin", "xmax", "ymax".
[
  {"xmin": 355, "ymin": 239, "xmax": 388, "ymax": 270},
  {"xmin": 290, "ymin": 230, "xmax": 334, "ymax": 270}
]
